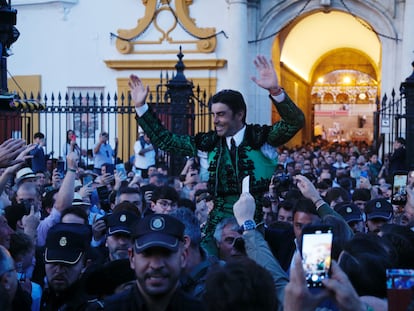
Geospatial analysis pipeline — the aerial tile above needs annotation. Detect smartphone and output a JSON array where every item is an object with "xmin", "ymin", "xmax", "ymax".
[
  {"xmin": 57, "ymin": 160, "xmax": 65, "ymax": 178},
  {"xmin": 391, "ymin": 171, "xmax": 408, "ymax": 205},
  {"xmin": 104, "ymin": 164, "xmax": 114, "ymax": 175},
  {"xmin": 96, "ymin": 185, "xmax": 110, "ymax": 203},
  {"xmin": 301, "ymin": 225, "xmax": 333, "ymax": 288},
  {"xmin": 82, "ymin": 174, "xmax": 93, "ymax": 185},
  {"xmin": 116, "ymin": 163, "xmax": 127, "ymax": 181}
]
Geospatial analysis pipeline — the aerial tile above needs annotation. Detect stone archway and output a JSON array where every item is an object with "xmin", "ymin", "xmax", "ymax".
[
  {"xmin": 270, "ymin": 10, "xmax": 382, "ymax": 144},
  {"xmin": 309, "ymin": 48, "xmax": 378, "ymax": 143}
]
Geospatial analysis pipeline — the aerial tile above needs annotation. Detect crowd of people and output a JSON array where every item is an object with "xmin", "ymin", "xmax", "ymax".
[{"xmin": 0, "ymin": 55, "xmax": 413, "ymax": 311}]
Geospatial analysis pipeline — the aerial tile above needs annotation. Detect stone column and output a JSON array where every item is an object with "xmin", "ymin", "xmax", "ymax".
[
  {"xmin": 227, "ymin": 0, "xmax": 248, "ymax": 93},
  {"xmin": 401, "ymin": 64, "xmax": 414, "ymax": 170},
  {"xmin": 401, "ymin": 0, "xmax": 414, "ymax": 78}
]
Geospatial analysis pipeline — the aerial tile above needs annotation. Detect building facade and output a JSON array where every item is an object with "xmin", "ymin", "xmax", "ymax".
[{"xmin": 5, "ymin": 0, "xmax": 414, "ymax": 156}]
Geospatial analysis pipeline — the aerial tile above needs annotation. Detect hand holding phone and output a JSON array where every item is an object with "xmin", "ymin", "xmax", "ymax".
[
  {"xmin": 391, "ymin": 171, "xmax": 408, "ymax": 205},
  {"xmin": 115, "ymin": 163, "xmax": 127, "ymax": 181},
  {"xmin": 301, "ymin": 225, "xmax": 333, "ymax": 288},
  {"xmin": 57, "ymin": 160, "xmax": 65, "ymax": 178}
]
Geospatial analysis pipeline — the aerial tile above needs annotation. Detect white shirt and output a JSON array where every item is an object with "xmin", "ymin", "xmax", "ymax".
[{"xmin": 134, "ymin": 138, "xmax": 156, "ymax": 169}]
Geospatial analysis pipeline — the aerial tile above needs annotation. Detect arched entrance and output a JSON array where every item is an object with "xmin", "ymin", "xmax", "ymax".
[
  {"xmin": 265, "ymin": 8, "xmax": 385, "ymax": 145},
  {"xmin": 311, "ymin": 48, "xmax": 378, "ymax": 143}
]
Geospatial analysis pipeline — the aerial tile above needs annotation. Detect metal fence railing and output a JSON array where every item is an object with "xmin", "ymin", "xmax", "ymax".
[{"xmin": 0, "ymin": 90, "xmax": 213, "ymax": 173}]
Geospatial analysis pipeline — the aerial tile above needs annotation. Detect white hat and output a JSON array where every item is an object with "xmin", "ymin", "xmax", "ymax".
[
  {"xmin": 15, "ymin": 167, "xmax": 36, "ymax": 183},
  {"xmin": 74, "ymin": 179, "xmax": 83, "ymax": 189}
]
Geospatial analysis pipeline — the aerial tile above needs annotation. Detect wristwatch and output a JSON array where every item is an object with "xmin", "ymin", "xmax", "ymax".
[{"xmin": 238, "ymin": 220, "xmax": 256, "ymax": 234}]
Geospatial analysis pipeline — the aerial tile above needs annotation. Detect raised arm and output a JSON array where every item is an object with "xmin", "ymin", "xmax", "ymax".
[
  {"xmin": 251, "ymin": 55, "xmax": 281, "ymax": 95},
  {"xmin": 0, "ymin": 144, "xmax": 35, "ymax": 194},
  {"xmin": 129, "ymin": 74, "xmax": 150, "ymax": 108},
  {"xmin": 0, "ymin": 138, "xmax": 27, "ymax": 168},
  {"xmin": 128, "ymin": 74, "xmax": 197, "ymax": 156},
  {"xmin": 54, "ymin": 152, "xmax": 79, "ymax": 212},
  {"xmin": 233, "ymin": 192, "xmax": 289, "ymax": 311},
  {"xmin": 251, "ymin": 56, "xmax": 305, "ymax": 146},
  {"xmin": 93, "ymin": 136, "xmax": 105, "ymax": 154}
]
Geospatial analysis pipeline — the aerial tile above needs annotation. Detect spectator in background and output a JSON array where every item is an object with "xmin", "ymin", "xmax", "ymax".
[
  {"xmin": 93, "ymin": 132, "xmax": 118, "ymax": 175},
  {"xmin": 389, "ymin": 137, "xmax": 407, "ymax": 175},
  {"xmin": 334, "ymin": 202, "xmax": 365, "ymax": 233},
  {"xmin": 276, "ymin": 200, "xmax": 294, "ymax": 225},
  {"xmin": 30, "ymin": 132, "xmax": 50, "ymax": 174},
  {"xmin": 351, "ymin": 188, "xmax": 370, "ymax": 212},
  {"xmin": 324, "ymin": 186, "xmax": 350, "ymax": 208},
  {"xmin": 9, "ymin": 231, "xmax": 42, "ymax": 311},
  {"xmin": 179, "ymin": 157, "xmax": 201, "ymax": 200},
  {"xmin": 204, "ymin": 257, "xmax": 277, "ymax": 311},
  {"xmin": 61, "ymin": 130, "xmax": 83, "ymax": 168},
  {"xmin": 133, "ymin": 132, "xmax": 156, "ymax": 179},
  {"xmin": 402, "ymin": 182, "xmax": 414, "ymax": 230},
  {"xmin": 364, "ymin": 198, "xmax": 393, "ymax": 233},
  {"xmin": 261, "ymin": 196, "xmax": 276, "ymax": 226},
  {"xmin": 213, "ymin": 217, "xmax": 244, "ymax": 261},
  {"xmin": 0, "ymin": 215, "xmax": 14, "ymax": 249},
  {"xmin": 149, "ymin": 186, "xmax": 179, "ymax": 214},
  {"xmin": 170, "ymin": 207, "xmax": 222, "ymax": 299},
  {"xmin": 367, "ymin": 153, "xmax": 382, "ymax": 183},
  {"xmin": 0, "ymin": 245, "xmax": 32, "ymax": 311}
]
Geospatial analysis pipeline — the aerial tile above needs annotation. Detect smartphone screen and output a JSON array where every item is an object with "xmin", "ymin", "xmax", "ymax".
[
  {"xmin": 105, "ymin": 164, "xmax": 115, "ymax": 175},
  {"xmin": 115, "ymin": 163, "xmax": 127, "ymax": 181},
  {"xmin": 96, "ymin": 186, "xmax": 109, "ymax": 203},
  {"xmin": 301, "ymin": 226, "xmax": 333, "ymax": 288},
  {"xmin": 82, "ymin": 175, "xmax": 93, "ymax": 185},
  {"xmin": 57, "ymin": 160, "xmax": 65, "ymax": 178},
  {"xmin": 391, "ymin": 171, "xmax": 408, "ymax": 205}
]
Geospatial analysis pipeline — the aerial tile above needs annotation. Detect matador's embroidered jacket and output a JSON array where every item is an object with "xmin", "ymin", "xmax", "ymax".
[{"xmin": 137, "ymin": 94, "xmax": 305, "ymax": 253}]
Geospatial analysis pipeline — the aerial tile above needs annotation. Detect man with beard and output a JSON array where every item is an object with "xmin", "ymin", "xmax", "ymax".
[
  {"xmin": 129, "ymin": 55, "xmax": 305, "ymax": 255},
  {"xmin": 41, "ymin": 222, "xmax": 91, "ymax": 310},
  {"xmin": 364, "ymin": 198, "xmax": 393, "ymax": 233},
  {"xmin": 104, "ymin": 211, "xmax": 139, "ymax": 261},
  {"xmin": 95, "ymin": 214, "xmax": 203, "ymax": 310}
]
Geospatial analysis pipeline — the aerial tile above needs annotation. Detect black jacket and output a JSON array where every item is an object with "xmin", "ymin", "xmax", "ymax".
[{"xmin": 88, "ymin": 282, "xmax": 205, "ymax": 311}]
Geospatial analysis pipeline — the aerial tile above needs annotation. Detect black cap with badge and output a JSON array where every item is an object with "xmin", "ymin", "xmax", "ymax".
[
  {"xmin": 132, "ymin": 214, "xmax": 185, "ymax": 253},
  {"xmin": 364, "ymin": 198, "xmax": 393, "ymax": 221},
  {"xmin": 45, "ymin": 223, "xmax": 92, "ymax": 265},
  {"xmin": 106, "ymin": 211, "xmax": 139, "ymax": 236},
  {"xmin": 334, "ymin": 202, "xmax": 363, "ymax": 223}
]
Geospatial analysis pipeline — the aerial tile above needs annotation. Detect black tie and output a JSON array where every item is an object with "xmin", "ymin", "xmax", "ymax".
[{"xmin": 230, "ymin": 138, "xmax": 237, "ymax": 166}]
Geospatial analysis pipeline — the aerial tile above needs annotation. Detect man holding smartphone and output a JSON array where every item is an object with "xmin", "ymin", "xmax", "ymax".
[
  {"xmin": 93, "ymin": 132, "xmax": 118, "ymax": 175},
  {"xmin": 29, "ymin": 132, "xmax": 50, "ymax": 173},
  {"xmin": 389, "ymin": 137, "xmax": 407, "ymax": 175},
  {"xmin": 133, "ymin": 132, "xmax": 156, "ymax": 179}
]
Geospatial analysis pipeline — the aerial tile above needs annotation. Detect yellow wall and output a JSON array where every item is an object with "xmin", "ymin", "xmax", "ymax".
[
  {"xmin": 7, "ymin": 75, "xmax": 41, "ymax": 142},
  {"xmin": 280, "ymin": 63, "xmax": 311, "ymax": 146},
  {"xmin": 116, "ymin": 77, "xmax": 216, "ymax": 163}
]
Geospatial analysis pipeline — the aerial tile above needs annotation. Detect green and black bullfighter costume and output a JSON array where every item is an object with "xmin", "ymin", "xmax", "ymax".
[{"xmin": 136, "ymin": 93, "xmax": 304, "ymax": 254}]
